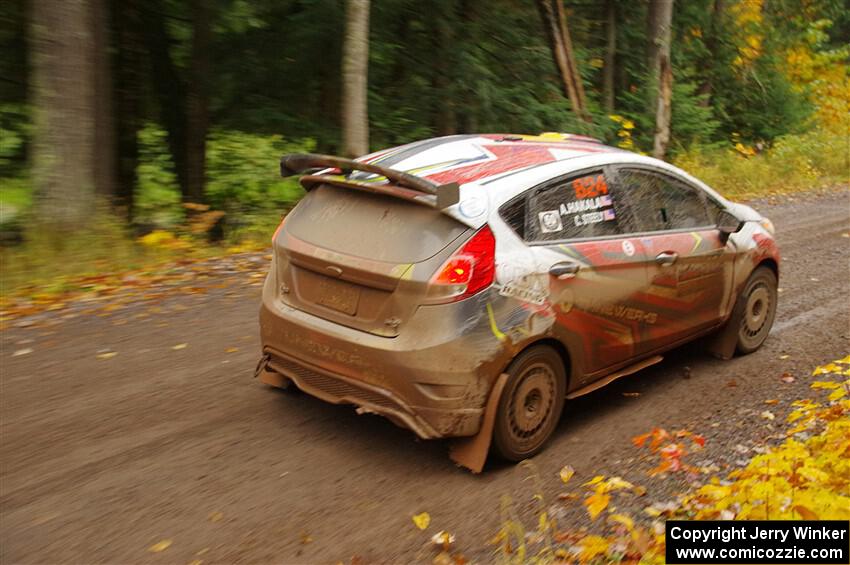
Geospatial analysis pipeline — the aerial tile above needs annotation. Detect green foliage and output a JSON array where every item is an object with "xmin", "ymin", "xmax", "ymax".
[
  {"xmin": 205, "ymin": 129, "xmax": 309, "ymax": 213},
  {"xmin": 669, "ymin": 79, "xmax": 721, "ymax": 149},
  {"xmin": 715, "ymin": 53, "xmax": 813, "ymax": 143},
  {"xmin": 0, "ymin": 103, "xmax": 30, "ymax": 177},
  {"xmin": 135, "ymin": 123, "xmax": 309, "ymax": 239},
  {"xmin": 3, "ymin": 0, "xmax": 844, "ymax": 247},
  {"xmin": 135, "ymin": 123, "xmax": 183, "ymax": 227}
]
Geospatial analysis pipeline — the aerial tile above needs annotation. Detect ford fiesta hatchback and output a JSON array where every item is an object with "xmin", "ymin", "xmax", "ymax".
[{"xmin": 257, "ymin": 133, "xmax": 779, "ymax": 468}]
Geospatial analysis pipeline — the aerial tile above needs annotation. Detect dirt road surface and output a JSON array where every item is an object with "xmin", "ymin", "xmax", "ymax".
[{"xmin": 2, "ymin": 189, "xmax": 848, "ymax": 563}]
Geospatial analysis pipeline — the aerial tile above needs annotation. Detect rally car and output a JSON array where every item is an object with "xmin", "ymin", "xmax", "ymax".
[{"xmin": 256, "ymin": 133, "xmax": 779, "ymax": 470}]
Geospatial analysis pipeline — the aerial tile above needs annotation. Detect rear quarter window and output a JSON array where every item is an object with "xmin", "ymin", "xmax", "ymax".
[{"xmin": 523, "ymin": 170, "xmax": 625, "ymax": 242}]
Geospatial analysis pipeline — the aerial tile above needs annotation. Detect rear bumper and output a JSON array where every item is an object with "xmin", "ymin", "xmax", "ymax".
[{"xmin": 258, "ymin": 283, "xmax": 505, "ymax": 438}]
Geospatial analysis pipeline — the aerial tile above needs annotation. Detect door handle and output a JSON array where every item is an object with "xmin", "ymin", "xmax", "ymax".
[
  {"xmin": 655, "ymin": 251, "xmax": 679, "ymax": 266},
  {"xmin": 549, "ymin": 261, "xmax": 581, "ymax": 279}
]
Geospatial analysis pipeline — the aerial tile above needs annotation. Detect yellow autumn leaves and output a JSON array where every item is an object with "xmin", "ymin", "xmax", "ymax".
[
  {"xmin": 582, "ymin": 475, "xmax": 636, "ymax": 520},
  {"xmin": 494, "ymin": 354, "xmax": 849, "ymax": 564},
  {"xmin": 608, "ymin": 115, "xmax": 635, "ymax": 150},
  {"xmin": 412, "ymin": 512, "xmax": 430, "ymax": 530}
]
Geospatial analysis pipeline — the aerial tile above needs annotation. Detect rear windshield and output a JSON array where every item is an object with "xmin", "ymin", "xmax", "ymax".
[{"xmin": 285, "ymin": 184, "xmax": 468, "ymax": 263}]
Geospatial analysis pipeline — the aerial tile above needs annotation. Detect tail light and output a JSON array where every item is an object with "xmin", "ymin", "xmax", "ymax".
[{"xmin": 427, "ymin": 225, "xmax": 496, "ymax": 303}]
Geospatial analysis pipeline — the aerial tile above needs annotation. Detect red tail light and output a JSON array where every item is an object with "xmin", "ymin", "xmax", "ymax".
[{"xmin": 429, "ymin": 225, "xmax": 496, "ymax": 302}]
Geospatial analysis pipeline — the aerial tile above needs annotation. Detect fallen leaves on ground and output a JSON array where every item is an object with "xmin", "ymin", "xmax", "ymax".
[
  {"xmin": 208, "ymin": 511, "xmax": 223, "ymax": 522},
  {"xmin": 583, "ymin": 493, "xmax": 610, "ymax": 520},
  {"xmin": 0, "ymin": 251, "xmax": 271, "ymax": 328},
  {"xmin": 430, "ymin": 531, "xmax": 456, "ymax": 549},
  {"xmin": 148, "ymin": 539, "xmax": 172, "ymax": 553},
  {"xmin": 632, "ymin": 428, "xmax": 705, "ymax": 475},
  {"xmin": 491, "ymin": 355, "xmax": 850, "ymax": 564},
  {"xmin": 412, "ymin": 512, "xmax": 430, "ymax": 530}
]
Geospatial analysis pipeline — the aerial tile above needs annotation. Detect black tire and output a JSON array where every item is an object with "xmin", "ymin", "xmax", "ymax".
[
  {"xmin": 732, "ymin": 266, "xmax": 778, "ymax": 354},
  {"xmin": 492, "ymin": 345, "xmax": 567, "ymax": 461}
]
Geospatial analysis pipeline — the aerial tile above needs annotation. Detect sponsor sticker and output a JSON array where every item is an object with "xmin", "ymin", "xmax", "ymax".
[
  {"xmin": 559, "ymin": 194, "xmax": 613, "ymax": 215},
  {"xmin": 622, "ymin": 240, "xmax": 636, "ymax": 256},
  {"xmin": 538, "ymin": 210, "xmax": 563, "ymax": 233},
  {"xmin": 498, "ymin": 280, "xmax": 548, "ymax": 305}
]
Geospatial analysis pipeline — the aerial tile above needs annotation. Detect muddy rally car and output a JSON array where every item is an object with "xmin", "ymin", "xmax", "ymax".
[{"xmin": 256, "ymin": 133, "xmax": 779, "ymax": 471}]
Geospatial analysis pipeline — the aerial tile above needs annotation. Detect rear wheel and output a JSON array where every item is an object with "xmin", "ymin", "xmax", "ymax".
[
  {"xmin": 493, "ymin": 345, "xmax": 566, "ymax": 461},
  {"xmin": 733, "ymin": 267, "xmax": 778, "ymax": 354}
]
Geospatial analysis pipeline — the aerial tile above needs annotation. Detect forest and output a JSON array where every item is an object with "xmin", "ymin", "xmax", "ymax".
[{"xmin": 0, "ymin": 0, "xmax": 848, "ymax": 288}]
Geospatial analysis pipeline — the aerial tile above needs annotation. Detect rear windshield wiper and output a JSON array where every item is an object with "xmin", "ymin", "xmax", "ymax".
[{"xmin": 280, "ymin": 153, "xmax": 460, "ymax": 209}]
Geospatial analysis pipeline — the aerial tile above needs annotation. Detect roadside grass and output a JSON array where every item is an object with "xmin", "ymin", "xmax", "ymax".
[
  {"xmin": 0, "ymin": 210, "xmax": 276, "ymax": 319},
  {"xmin": 485, "ymin": 356, "xmax": 850, "ymax": 564},
  {"xmin": 673, "ymin": 130, "xmax": 849, "ymax": 201}
]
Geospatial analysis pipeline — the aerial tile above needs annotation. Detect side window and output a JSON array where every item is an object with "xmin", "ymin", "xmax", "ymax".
[
  {"xmin": 704, "ymin": 196, "xmax": 726, "ymax": 224},
  {"xmin": 524, "ymin": 170, "xmax": 625, "ymax": 242},
  {"xmin": 617, "ymin": 169, "xmax": 711, "ymax": 232},
  {"xmin": 499, "ymin": 197, "xmax": 526, "ymax": 240}
]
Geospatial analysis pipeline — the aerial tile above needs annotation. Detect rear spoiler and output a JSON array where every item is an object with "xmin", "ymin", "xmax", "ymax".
[{"xmin": 280, "ymin": 153, "xmax": 460, "ymax": 209}]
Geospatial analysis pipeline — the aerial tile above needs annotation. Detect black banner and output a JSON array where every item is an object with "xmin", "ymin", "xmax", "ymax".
[{"xmin": 666, "ymin": 520, "xmax": 849, "ymax": 564}]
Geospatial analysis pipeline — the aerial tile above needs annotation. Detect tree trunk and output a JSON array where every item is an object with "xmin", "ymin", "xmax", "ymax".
[
  {"xmin": 185, "ymin": 0, "xmax": 210, "ymax": 204},
  {"xmin": 140, "ymin": 1, "xmax": 188, "ymax": 199},
  {"xmin": 341, "ymin": 0, "xmax": 370, "ymax": 157},
  {"xmin": 92, "ymin": 0, "xmax": 115, "ymax": 200},
  {"xmin": 536, "ymin": 0, "xmax": 590, "ymax": 122},
  {"xmin": 603, "ymin": 0, "xmax": 617, "ymax": 113},
  {"xmin": 31, "ymin": 0, "xmax": 98, "ymax": 232},
  {"xmin": 432, "ymin": 5, "xmax": 457, "ymax": 136},
  {"xmin": 112, "ymin": 0, "xmax": 142, "ymax": 219},
  {"xmin": 648, "ymin": 0, "xmax": 673, "ymax": 159},
  {"xmin": 554, "ymin": 0, "xmax": 588, "ymax": 114},
  {"xmin": 653, "ymin": 54, "xmax": 673, "ymax": 158}
]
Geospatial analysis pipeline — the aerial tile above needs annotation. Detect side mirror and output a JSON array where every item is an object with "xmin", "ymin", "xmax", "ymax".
[{"xmin": 717, "ymin": 209, "xmax": 744, "ymax": 241}]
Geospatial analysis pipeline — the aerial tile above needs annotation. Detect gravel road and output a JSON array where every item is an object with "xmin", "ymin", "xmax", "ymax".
[{"xmin": 2, "ymin": 188, "xmax": 848, "ymax": 563}]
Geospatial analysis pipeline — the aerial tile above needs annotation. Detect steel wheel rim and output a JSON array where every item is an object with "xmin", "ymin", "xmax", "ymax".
[
  {"xmin": 740, "ymin": 282, "xmax": 772, "ymax": 342},
  {"xmin": 507, "ymin": 362, "xmax": 556, "ymax": 446}
]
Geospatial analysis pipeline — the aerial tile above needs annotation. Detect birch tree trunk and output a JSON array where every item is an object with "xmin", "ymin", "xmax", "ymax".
[
  {"xmin": 648, "ymin": 0, "xmax": 673, "ymax": 159},
  {"xmin": 341, "ymin": 0, "xmax": 370, "ymax": 157}
]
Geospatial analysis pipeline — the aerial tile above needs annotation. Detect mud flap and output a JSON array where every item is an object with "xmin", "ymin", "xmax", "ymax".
[
  {"xmin": 254, "ymin": 354, "xmax": 291, "ymax": 389},
  {"xmin": 706, "ymin": 320, "xmax": 738, "ymax": 360},
  {"xmin": 448, "ymin": 372, "xmax": 509, "ymax": 474}
]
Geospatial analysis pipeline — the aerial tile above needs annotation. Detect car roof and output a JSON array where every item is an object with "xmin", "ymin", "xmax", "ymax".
[{"xmin": 358, "ymin": 133, "xmax": 623, "ymax": 187}]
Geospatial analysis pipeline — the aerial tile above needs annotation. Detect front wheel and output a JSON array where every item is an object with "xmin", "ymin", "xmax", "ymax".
[
  {"xmin": 492, "ymin": 345, "xmax": 566, "ymax": 461},
  {"xmin": 733, "ymin": 266, "xmax": 778, "ymax": 354}
]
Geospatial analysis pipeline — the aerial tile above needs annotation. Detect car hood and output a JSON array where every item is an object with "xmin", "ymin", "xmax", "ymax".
[{"xmin": 727, "ymin": 201, "xmax": 763, "ymax": 222}]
